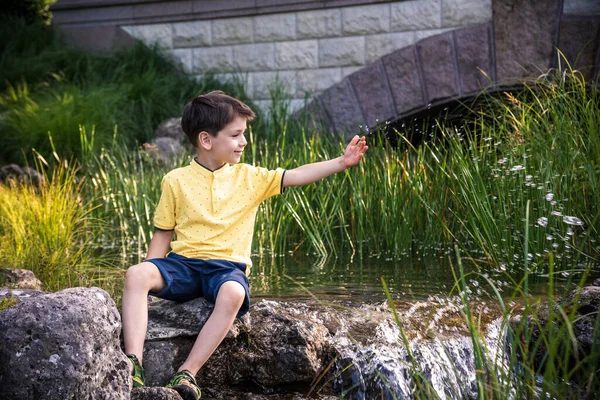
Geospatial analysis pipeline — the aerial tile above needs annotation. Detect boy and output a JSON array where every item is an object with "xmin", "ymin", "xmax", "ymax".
[{"xmin": 121, "ymin": 91, "xmax": 367, "ymax": 400}]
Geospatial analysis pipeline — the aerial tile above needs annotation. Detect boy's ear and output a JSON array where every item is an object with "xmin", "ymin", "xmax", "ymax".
[{"xmin": 198, "ymin": 131, "xmax": 212, "ymax": 150}]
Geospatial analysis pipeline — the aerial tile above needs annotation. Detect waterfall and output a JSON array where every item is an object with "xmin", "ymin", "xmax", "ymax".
[{"xmin": 329, "ymin": 304, "xmax": 507, "ymax": 399}]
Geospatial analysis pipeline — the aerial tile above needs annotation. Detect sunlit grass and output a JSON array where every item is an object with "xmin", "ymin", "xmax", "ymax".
[{"xmin": 0, "ymin": 153, "xmax": 109, "ymax": 291}]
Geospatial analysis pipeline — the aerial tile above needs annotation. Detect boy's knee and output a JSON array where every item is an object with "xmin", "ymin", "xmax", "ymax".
[
  {"xmin": 217, "ymin": 281, "xmax": 246, "ymax": 308},
  {"xmin": 125, "ymin": 262, "xmax": 161, "ymax": 290}
]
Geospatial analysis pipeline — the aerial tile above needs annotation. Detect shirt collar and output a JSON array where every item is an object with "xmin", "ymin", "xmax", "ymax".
[{"xmin": 191, "ymin": 158, "xmax": 229, "ymax": 177}]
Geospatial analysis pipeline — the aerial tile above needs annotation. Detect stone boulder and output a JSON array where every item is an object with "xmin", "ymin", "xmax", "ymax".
[
  {"xmin": 140, "ymin": 297, "xmax": 503, "ymax": 399},
  {"xmin": 0, "ymin": 287, "xmax": 130, "ymax": 400},
  {"xmin": 521, "ymin": 279, "xmax": 600, "ymax": 377},
  {"xmin": 131, "ymin": 387, "xmax": 181, "ymax": 400},
  {"xmin": 0, "ymin": 268, "xmax": 43, "ymax": 290},
  {"xmin": 0, "ymin": 164, "xmax": 43, "ymax": 186},
  {"xmin": 142, "ymin": 298, "xmax": 332, "ymax": 398},
  {"xmin": 154, "ymin": 117, "xmax": 185, "ymax": 143}
]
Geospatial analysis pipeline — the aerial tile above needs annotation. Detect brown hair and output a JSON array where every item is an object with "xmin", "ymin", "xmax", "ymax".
[{"xmin": 181, "ymin": 91, "xmax": 255, "ymax": 147}]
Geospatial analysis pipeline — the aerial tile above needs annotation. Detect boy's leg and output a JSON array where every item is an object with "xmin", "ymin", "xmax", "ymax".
[
  {"xmin": 122, "ymin": 261, "xmax": 166, "ymax": 362},
  {"xmin": 178, "ymin": 280, "xmax": 246, "ymax": 375}
]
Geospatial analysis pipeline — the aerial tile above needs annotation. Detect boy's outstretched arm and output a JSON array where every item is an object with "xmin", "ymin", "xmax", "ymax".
[{"xmin": 283, "ymin": 135, "xmax": 368, "ymax": 188}]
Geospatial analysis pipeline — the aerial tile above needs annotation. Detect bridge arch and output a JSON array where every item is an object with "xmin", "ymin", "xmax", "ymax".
[{"xmin": 302, "ymin": 1, "xmax": 600, "ymax": 139}]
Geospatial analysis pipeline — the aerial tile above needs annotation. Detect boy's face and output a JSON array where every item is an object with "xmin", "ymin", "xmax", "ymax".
[{"xmin": 207, "ymin": 116, "xmax": 248, "ymax": 165}]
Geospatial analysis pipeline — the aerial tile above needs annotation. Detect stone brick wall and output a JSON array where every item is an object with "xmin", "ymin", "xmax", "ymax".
[
  {"xmin": 119, "ymin": 0, "xmax": 492, "ymax": 110},
  {"xmin": 51, "ymin": 0, "xmax": 599, "ymax": 118}
]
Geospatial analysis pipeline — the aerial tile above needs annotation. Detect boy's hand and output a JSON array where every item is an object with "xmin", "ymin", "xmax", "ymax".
[{"xmin": 343, "ymin": 135, "xmax": 368, "ymax": 168}]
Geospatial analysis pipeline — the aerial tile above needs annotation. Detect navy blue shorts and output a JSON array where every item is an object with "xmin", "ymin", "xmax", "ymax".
[{"xmin": 146, "ymin": 252, "xmax": 250, "ymax": 317}]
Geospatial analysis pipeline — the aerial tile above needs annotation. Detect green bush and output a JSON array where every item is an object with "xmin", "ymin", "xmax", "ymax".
[
  {"xmin": 0, "ymin": 0, "xmax": 56, "ymax": 25},
  {"xmin": 0, "ymin": 17, "xmax": 251, "ymax": 165}
]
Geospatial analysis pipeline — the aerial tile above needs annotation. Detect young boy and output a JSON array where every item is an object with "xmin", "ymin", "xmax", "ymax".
[{"xmin": 121, "ymin": 91, "xmax": 367, "ymax": 400}]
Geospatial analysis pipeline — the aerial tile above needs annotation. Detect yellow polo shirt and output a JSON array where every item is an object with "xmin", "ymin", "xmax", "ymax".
[{"xmin": 153, "ymin": 159, "xmax": 285, "ymax": 270}]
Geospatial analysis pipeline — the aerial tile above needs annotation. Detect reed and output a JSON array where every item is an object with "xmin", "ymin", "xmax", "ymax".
[
  {"xmin": 68, "ymin": 68, "xmax": 599, "ymax": 282},
  {"xmin": 0, "ymin": 153, "xmax": 105, "ymax": 291}
]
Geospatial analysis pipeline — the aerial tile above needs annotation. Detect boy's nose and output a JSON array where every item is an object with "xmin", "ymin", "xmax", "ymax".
[{"xmin": 240, "ymin": 135, "xmax": 247, "ymax": 147}]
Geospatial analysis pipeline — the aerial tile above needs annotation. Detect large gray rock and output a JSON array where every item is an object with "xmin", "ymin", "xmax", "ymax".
[
  {"xmin": 154, "ymin": 118, "xmax": 185, "ymax": 142},
  {"xmin": 0, "ymin": 164, "xmax": 43, "ymax": 186},
  {"xmin": 0, "ymin": 287, "xmax": 130, "ymax": 400},
  {"xmin": 520, "ymin": 280, "xmax": 600, "ymax": 382},
  {"xmin": 131, "ymin": 387, "xmax": 182, "ymax": 400},
  {"xmin": 0, "ymin": 268, "xmax": 43, "ymax": 290},
  {"xmin": 140, "ymin": 297, "xmax": 504, "ymax": 399},
  {"xmin": 142, "ymin": 298, "xmax": 331, "ymax": 396}
]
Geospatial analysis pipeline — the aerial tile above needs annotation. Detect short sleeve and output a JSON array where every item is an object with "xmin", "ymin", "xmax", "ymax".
[
  {"xmin": 153, "ymin": 175, "xmax": 176, "ymax": 230},
  {"xmin": 253, "ymin": 167, "xmax": 286, "ymax": 202}
]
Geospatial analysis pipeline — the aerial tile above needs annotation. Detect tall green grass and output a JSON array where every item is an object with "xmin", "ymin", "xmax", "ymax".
[
  {"xmin": 0, "ymin": 154, "xmax": 104, "ymax": 291},
  {"xmin": 73, "ymin": 69, "xmax": 599, "ymax": 283}
]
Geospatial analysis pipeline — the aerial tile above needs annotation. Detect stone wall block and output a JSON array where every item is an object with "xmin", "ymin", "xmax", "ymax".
[
  {"xmin": 297, "ymin": 9, "xmax": 342, "ymax": 39},
  {"xmin": 233, "ymin": 43, "xmax": 276, "ymax": 72},
  {"xmin": 417, "ymin": 31, "xmax": 460, "ymax": 102},
  {"xmin": 342, "ymin": 66, "xmax": 362, "ymax": 77},
  {"xmin": 342, "ymin": 4, "xmax": 390, "ymax": 35},
  {"xmin": 297, "ymin": 68, "xmax": 342, "ymax": 95},
  {"xmin": 382, "ymin": 46, "xmax": 425, "ymax": 115},
  {"xmin": 348, "ymin": 61, "xmax": 396, "ymax": 128},
  {"xmin": 442, "ymin": 0, "xmax": 492, "ymax": 28},
  {"xmin": 319, "ymin": 78, "xmax": 365, "ymax": 140},
  {"xmin": 293, "ymin": 98, "xmax": 336, "ymax": 135},
  {"xmin": 193, "ymin": 46, "xmax": 234, "ymax": 73},
  {"xmin": 132, "ymin": 1, "xmax": 191, "ymax": 19},
  {"xmin": 212, "ymin": 17, "xmax": 253, "ymax": 45},
  {"xmin": 173, "ymin": 20, "xmax": 211, "ymax": 47},
  {"xmin": 276, "ymin": 40, "xmax": 318, "ymax": 70},
  {"xmin": 563, "ymin": 0, "xmax": 600, "ymax": 15},
  {"xmin": 251, "ymin": 71, "xmax": 297, "ymax": 100},
  {"xmin": 319, "ymin": 37, "xmax": 365, "ymax": 67},
  {"xmin": 557, "ymin": 16, "xmax": 600, "ymax": 81},
  {"xmin": 454, "ymin": 24, "xmax": 495, "ymax": 94},
  {"xmin": 391, "ymin": 0, "xmax": 442, "ymax": 31},
  {"xmin": 210, "ymin": 73, "xmax": 253, "ymax": 92},
  {"xmin": 415, "ymin": 27, "xmax": 454, "ymax": 41},
  {"xmin": 255, "ymin": 13, "xmax": 296, "ymax": 41},
  {"xmin": 168, "ymin": 48, "xmax": 193, "ymax": 73},
  {"xmin": 123, "ymin": 24, "xmax": 172, "ymax": 48},
  {"xmin": 366, "ymin": 31, "xmax": 415, "ymax": 63},
  {"xmin": 494, "ymin": 0, "xmax": 563, "ymax": 82}
]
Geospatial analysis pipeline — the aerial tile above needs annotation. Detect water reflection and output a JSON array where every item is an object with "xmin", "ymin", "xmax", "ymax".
[{"xmin": 247, "ymin": 253, "xmax": 593, "ymax": 303}]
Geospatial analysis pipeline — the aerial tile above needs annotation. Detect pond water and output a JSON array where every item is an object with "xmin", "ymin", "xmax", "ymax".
[{"xmin": 247, "ymin": 251, "xmax": 592, "ymax": 303}]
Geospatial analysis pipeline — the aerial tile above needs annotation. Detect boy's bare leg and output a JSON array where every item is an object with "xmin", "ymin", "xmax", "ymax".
[
  {"xmin": 178, "ymin": 281, "xmax": 246, "ymax": 375},
  {"xmin": 122, "ymin": 262, "xmax": 166, "ymax": 362}
]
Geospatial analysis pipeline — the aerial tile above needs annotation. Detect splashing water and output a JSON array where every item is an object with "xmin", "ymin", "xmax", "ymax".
[
  {"xmin": 331, "ymin": 303, "xmax": 508, "ymax": 400},
  {"xmin": 563, "ymin": 216, "xmax": 584, "ymax": 226},
  {"xmin": 537, "ymin": 217, "xmax": 548, "ymax": 227}
]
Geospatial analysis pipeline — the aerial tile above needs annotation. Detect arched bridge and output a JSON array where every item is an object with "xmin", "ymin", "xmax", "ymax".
[{"xmin": 302, "ymin": 1, "xmax": 600, "ymax": 139}]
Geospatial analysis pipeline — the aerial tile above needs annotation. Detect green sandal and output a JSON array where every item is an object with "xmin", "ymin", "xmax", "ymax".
[
  {"xmin": 127, "ymin": 354, "xmax": 145, "ymax": 388},
  {"xmin": 166, "ymin": 369, "xmax": 201, "ymax": 400}
]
